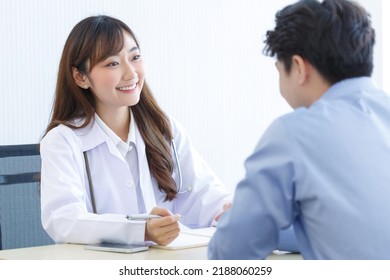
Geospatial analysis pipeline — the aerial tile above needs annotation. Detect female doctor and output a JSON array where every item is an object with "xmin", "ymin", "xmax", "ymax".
[{"xmin": 40, "ymin": 15, "xmax": 231, "ymax": 246}]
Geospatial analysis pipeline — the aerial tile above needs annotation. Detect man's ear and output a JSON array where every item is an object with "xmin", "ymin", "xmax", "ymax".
[
  {"xmin": 72, "ymin": 67, "xmax": 90, "ymax": 89},
  {"xmin": 291, "ymin": 55, "xmax": 310, "ymax": 86}
]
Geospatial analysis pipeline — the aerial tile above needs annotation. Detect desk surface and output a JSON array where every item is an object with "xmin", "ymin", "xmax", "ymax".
[{"xmin": 0, "ymin": 244, "xmax": 302, "ymax": 260}]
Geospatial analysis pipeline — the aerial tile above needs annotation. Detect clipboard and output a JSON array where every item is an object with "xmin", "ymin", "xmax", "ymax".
[{"xmin": 151, "ymin": 227, "xmax": 216, "ymax": 250}]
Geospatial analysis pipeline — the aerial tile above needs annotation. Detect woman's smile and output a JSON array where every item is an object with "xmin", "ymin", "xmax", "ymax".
[{"xmin": 116, "ymin": 83, "xmax": 138, "ymax": 93}]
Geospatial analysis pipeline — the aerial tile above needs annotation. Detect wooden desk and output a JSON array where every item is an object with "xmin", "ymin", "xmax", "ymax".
[{"xmin": 0, "ymin": 244, "xmax": 302, "ymax": 260}]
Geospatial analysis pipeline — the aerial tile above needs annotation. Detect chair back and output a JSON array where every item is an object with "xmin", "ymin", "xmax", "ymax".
[{"xmin": 0, "ymin": 144, "xmax": 54, "ymax": 250}]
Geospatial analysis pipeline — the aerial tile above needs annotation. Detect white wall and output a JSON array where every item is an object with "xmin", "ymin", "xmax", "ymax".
[{"xmin": 0, "ymin": 0, "xmax": 383, "ymax": 191}]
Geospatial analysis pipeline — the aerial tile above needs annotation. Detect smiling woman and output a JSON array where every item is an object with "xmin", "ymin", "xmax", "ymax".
[
  {"xmin": 43, "ymin": 16, "xmax": 178, "ymax": 204},
  {"xmin": 73, "ymin": 33, "xmax": 144, "ymax": 141},
  {"xmin": 39, "ymin": 15, "xmax": 231, "ymax": 247}
]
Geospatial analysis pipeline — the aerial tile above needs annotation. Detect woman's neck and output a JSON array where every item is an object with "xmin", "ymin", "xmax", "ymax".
[{"xmin": 96, "ymin": 107, "xmax": 130, "ymax": 142}]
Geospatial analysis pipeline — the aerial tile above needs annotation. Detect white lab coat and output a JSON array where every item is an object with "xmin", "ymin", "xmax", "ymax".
[{"xmin": 40, "ymin": 115, "xmax": 230, "ymax": 245}]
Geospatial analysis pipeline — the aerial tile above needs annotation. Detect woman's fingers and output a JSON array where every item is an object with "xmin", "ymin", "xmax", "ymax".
[
  {"xmin": 145, "ymin": 209, "xmax": 181, "ymax": 245},
  {"xmin": 152, "ymin": 223, "xmax": 180, "ymax": 245}
]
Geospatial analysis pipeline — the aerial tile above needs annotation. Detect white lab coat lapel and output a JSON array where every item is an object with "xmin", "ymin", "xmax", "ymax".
[
  {"xmin": 76, "ymin": 120, "xmax": 126, "ymax": 166},
  {"xmin": 134, "ymin": 120, "xmax": 157, "ymax": 212},
  {"xmin": 76, "ymin": 118, "xmax": 140, "ymax": 214},
  {"xmin": 76, "ymin": 118, "xmax": 126, "ymax": 163}
]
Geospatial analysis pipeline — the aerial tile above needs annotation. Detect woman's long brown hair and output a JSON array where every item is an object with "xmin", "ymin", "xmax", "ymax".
[{"xmin": 45, "ymin": 15, "xmax": 177, "ymax": 200}]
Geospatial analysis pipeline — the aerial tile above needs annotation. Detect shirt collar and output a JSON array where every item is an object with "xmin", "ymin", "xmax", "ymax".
[
  {"xmin": 94, "ymin": 110, "xmax": 137, "ymax": 155},
  {"xmin": 320, "ymin": 77, "xmax": 379, "ymax": 102}
]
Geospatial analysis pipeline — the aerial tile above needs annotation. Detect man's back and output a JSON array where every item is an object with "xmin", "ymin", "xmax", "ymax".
[
  {"xmin": 208, "ymin": 0, "xmax": 387, "ymax": 260},
  {"xmin": 209, "ymin": 77, "xmax": 390, "ymax": 259},
  {"xmin": 281, "ymin": 77, "xmax": 390, "ymax": 259}
]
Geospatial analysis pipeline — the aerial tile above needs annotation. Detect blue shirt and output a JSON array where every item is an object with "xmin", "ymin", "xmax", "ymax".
[{"xmin": 208, "ymin": 77, "xmax": 390, "ymax": 259}]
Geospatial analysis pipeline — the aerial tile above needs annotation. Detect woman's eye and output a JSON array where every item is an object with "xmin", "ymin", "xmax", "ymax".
[
  {"xmin": 132, "ymin": 55, "xmax": 141, "ymax": 61},
  {"xmin": 107, "ymin": 62, "xmax": 119, "ymax": 67}
]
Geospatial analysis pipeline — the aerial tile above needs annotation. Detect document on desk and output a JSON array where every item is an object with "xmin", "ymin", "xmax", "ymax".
[{"xmin": 151, "ymin": 226, "xmax": 216, "ymax": 250}]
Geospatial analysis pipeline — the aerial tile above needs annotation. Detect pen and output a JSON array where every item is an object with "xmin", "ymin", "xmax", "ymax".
[
  {"xmin": 126, "ymin": 214, "xmax": 162, "ymax": 220},
  {"xmin": 125, "ymin": 214, "xmax": 183, "ymax": 220}
]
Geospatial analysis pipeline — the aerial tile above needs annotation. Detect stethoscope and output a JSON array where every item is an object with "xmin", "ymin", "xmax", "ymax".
[
  {"xmin": 84, "ymin": 140, "xmax": 191, "ymax": 213},
  {"xmin": 171, "ymin": 139, "xmax": 192, "ymax": 194}
]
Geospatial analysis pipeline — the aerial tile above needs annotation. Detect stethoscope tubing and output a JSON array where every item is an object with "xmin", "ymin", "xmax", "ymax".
[{"xmin": 171, "ymin": 139, "xmax": 185, "ymax": 193}]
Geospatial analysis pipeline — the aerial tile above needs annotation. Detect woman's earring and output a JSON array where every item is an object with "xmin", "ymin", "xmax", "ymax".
[{"xmin": 84, "ymin": 85, "xmax": 88, "ymax": 89}]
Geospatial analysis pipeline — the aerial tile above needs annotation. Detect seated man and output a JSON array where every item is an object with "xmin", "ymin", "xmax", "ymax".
[{"xmin": 209, "ymin": 0, "xmax": 390, "ymax": 259}]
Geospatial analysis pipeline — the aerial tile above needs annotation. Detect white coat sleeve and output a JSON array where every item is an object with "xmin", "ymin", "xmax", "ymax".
[
  {"xmin": 40, "ymin": 126, "xmax": 145, "ymax": 245},
  {"xmin": 169, "ymin": 118, "xmax": 232, "ymax": 228}
]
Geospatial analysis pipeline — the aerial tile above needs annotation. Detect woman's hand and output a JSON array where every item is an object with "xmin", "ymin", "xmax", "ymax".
[
  {"xmin": 144, "ymin": 207, "xmax": 181, "ymax": 245},
  {"xmin": 213, "ymin": 202, "xmax": 233, "ymax": 224}
]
